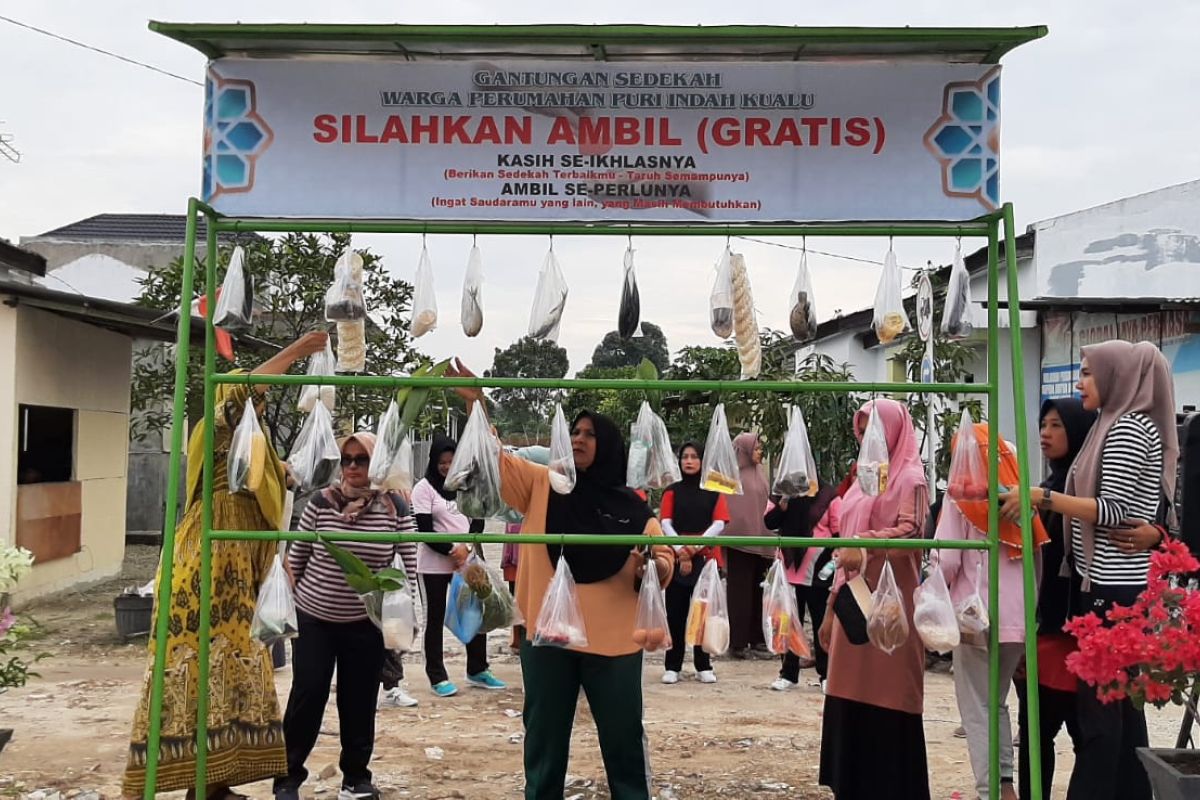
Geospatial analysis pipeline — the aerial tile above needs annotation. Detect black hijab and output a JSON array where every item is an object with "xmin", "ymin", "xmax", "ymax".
[
  {"xmin": 425, "ymin": 432, "xmax": 458, "ymax": 501},
  {"xmin": 665, "ymin": 442, "xmax": 719, "ymax": 534},
  {"xmin": 545, "ymin": 410, "xmax": 654, "ymax": 584},
  {"xmin": 1041, "ymin": 398, "xmax": 1098, "ymax": 495}
]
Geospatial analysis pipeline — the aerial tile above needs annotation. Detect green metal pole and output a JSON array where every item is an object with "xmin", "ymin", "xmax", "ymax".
[
  {"xmin": 142, "ymin": 199, "xmax": 200, "ymax": 799},
  {"xmin": 986, "ymin": 219, "xmax": 1002, "ymax": 800},
  {"xmin": 1005, "ymin": 202, "xmax": 1044, "ymax": 800},
  {"xmin": 193, "ymin": 216, "xmax": 219, "ymax": 794}
]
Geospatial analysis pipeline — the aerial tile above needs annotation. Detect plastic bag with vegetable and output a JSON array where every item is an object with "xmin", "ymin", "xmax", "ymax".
[
  {"xmin": 730, "ymin": 251, "xmax": 761, "ymax": 380},
  {"xmin": 699, "ymin": 403, "xmax": 742, "ymax": 495},
  {"xmin": 228, "ymin": 396, "xmax": 267, "ymax": 494},
  {"xmin": 287, "ymin": 401, "xmax": 341, "ymax": 493},
  {"xmin": 709, "ymin": 247, "xmax": 734, "ymax": 339},
  {"xmin": 213, "ymin": 245, "xmax": 254, "ymax": 332},
  {"xmin": 325, "ymin": 250, "xmax": 367, "ymax": 322},
  {"xmin": 533, "ymin": 556, "xmax": 588, "ymax": 648},
  {"xmin": 788, "ymin": 248, "xmax": 819, "ymax": 342},
  {"xmin": 866, "ymin": 559, "xmax": 910, "ymax": 654},
  {"xmin": 443, "ymin": 403, "xmax": 503, "ymax": 519},
  {"xmin": 548, "ymin": 404, "xmax": 576, "ymax": 495},
  {"xmin": 941, "ymin": 243, "xmax": 974, "ymax": 340},
  {"xmin": 297, "ymin": 339, "xmax": 337, "ymax": 413},
  {"xmin": 872, "ymin": 247, "xmax": 910, "ymax": 344},
  {"xmin": 626, "ymin": 401, "xmax": 680, "ymax": 491},
  {"xmin": 528, "ymin": 248, "xmax": 568, "ymax": 341},
  {"xmin": 369, "ymin": 399, "xmax": 414, "ymax": 493},
  {"xmin": 250, "ymin": 553, "xmax": 298, "ymax": 645},
  {"xmin": 913, "ymin": 564, "xmax": 960, "ymax": 655},
  {"xmin": 461, "ymin": 244, "xmax": 484, "ymax": 337},
  {"xmin": 686, "ymin": 559, "xmax": 730, "ymax": 655},
  {"xmin": 946, "ymin": 408, "xmax": 987, "ymax": 504},
  {"xmin": 763, "ymin": 558, "xmax": 811, "ymax": 657},
  {"xmin": 856, "ymin": 402, "xmax": 890, "ymax": 497},
  {"xmin": 460, "ymin": 555, "xmax": 521, "ymax": 633},
  {"xmin": 633, "ymin": 551, "xmax": 671, "ymax": 653},
  {"xmin": 618, "ymin": 244, "xmax": 641, "ymax": 339},
  {"xmin": 772, "ymin": 405, "xmax": 819, "ymax": 499},
  {"xmin": 411, "ymin": 243, "xmax": 438, "ymax": 337}
]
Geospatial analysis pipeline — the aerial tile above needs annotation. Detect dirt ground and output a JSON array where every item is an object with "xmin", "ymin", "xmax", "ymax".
[{"xmin": 0, "ymin": 545, "xmax": 1189, "ymax": 799}]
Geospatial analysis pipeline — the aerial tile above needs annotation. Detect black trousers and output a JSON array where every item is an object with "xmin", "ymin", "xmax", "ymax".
[
  {"xmin": 664, "ymin": 576, "xmax": 712, "ymax": 673},
  {"xmin": 1016, "ymin": 680, "xmax": 1079, "ymax": 800},
  {"xmin": 1066, "ymin": 680, "xmax": 1151, "ymax": 800},
  {"xmin": 780, "ymin": 583, "xmax": 829, "ymax": 682},
  {"xmin": 278, "ymin": 609, "xmax": 384, "ymax": 790},
  {"xmin": 726, "ymin": 548, "xmax": 768, "ymax": 651},
  {"xmin": 420, "ymin": 572, "xmax": 488, "ymax": 685}
]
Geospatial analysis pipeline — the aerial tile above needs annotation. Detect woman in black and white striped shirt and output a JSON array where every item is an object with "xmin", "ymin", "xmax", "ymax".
[
  {"xmin": 276, "ymin": 432, "xmax": 416, "ymax": 800},
  {"xmin": 1002, "ymin": 340, "xmax": 1178, "ymax": 800}
]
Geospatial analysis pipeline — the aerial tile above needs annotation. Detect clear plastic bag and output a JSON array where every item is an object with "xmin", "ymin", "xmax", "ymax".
[
  {"xmin": 941, "ymin": 243, "xmax": 974, "ymax": 340},
  {"xmin": 250, "ymin": 553, "xmax": 298, "ymax": 645},
  {"xmin": 946, "ymin": 408, "xmax": 987, "ymax": 503},
  {"xmin": 913, "ymin": 564, "xmax": 960, "ymax": 655},
  {"xmin": 228, "ymin": 396, "xmax": 267, "ymax": 494},
  {"xmin": 325, "ymin": 250, "xmax": 367, "ymax": 322},
  {"xmin": 287, "ymin": 401, "xmax": 341, "ymax": 493},
  {"xmin": 213, "ymin": 245, "xmax": 254, "ymax": 332},
  {"xmin": 626, "ymin": 401, "xmax": 680, "ymax": 490},
  {"xmin": 730, "ymin": 252, "xmax": 761, "ymax": 380},
  {"xmin": 445, "ymin": 569, "xmax": 484, "ymax": 645},
  {"xmin": 618, "ymin": 244, "xmax": 641, "ymax": 339},
  {"xmin": 443, "ymin": 403, "xmax": 503, "ymax": 519},
  {"xmin": 856, "ymin": 403, "xmax": 890, "ymax": 497},
  {"xmin": 788, "ymin": 249, "xmax": 819, "ymax": 342},
  {"xmin": 872, "ymin": 247, "xmax": 910, "ymax": 345},
  {"xmin": 709, "ymin": 246, "xmax": 734, "ymax": 339},
  {"xmin": 461, "ymin": 244, "xmax": 484, "ymax": 337},
  {"xmin": 773, "ymin": 405, "xmax": 819, "ymax": 498},
  {"xmin": 297, "ymin": 339, "xmax": 337, "ymax": 413},
  {"xmin": 411, "ymin": 243, "xmax": 438, "ymax": 338},
  {"xmin": 369, "ymin": 399, "xmax": 414, "ymax": 493},
  {"xmin": 548, "ymin": 404, "xmax": 576, "ymax": 495},
  {"xmin": 381, "ymin": 589, "xmax": 418, "ymax": 653},
  {"xmin": 956, "ymin": 560, "xmax": 989, "ymax": 638},
  {"xmin": 462, "ymin": 555, "xmax": 521, "ymax": 633},
  {"xmin": 528, "ymin": 248, "xmax": 569, "ymax": 341},
  {"xmin": 763, "ymin": 559, "xmax": 811, "ymax": 658},
  {"xmin": 533, "ymin": 556, "xmax": 588, "ymax": 648},
  {"xmin": 700, "ymin": 404, "xmax": 742, "ymax": 495},
  {"xmin": 336, "ymin": 320, "xmax": 366, "ymax": 373},
  {"xmin": 866, "ymin": 559, "xmax": 910, "ymax": 654},
  {"xmin": 632, "ymin": 551, "xmax": 671, "ymax": 653},
  {"xmin": 686, "ymin": 559, "xmax": 730, "ymax": 655}
]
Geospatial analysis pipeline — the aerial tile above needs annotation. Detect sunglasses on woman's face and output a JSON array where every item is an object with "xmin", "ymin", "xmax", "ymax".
[{"xmin": 340, "ymin": 455, "xmax": 370, "ymax": 468}]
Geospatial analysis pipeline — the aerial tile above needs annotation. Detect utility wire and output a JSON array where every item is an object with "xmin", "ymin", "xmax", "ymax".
[
  {"xmin": 734, "ymin": 234, "xmax": 933, "ymax": 272},
  {"xmin": 0, "ymin": 14, "xmax": 203, "ymax": 87}
]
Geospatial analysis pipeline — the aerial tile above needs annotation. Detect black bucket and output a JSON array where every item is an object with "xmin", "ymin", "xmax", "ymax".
[{"xmin": 114, "ymin": 594, "xmax": 154, "ymax": 639}]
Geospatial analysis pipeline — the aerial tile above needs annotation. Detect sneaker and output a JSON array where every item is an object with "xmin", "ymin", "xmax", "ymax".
[
  {"xmin": 698, "ymin": 670, "xmax": 717, "ymax": 684},
  {"xmin": 432, "ymin": 680, "xmax": 459, "ymax": 697},
  {"xmin": 380, "ymin": 685, "xmax": 419, "ymax": 708},
  {"xmin": 820, "ymin": 679, "xmax": 827, "ymax": 694},
  {"xmin": 338, "ymin": 782, "xmax": 381, "ymax": 800},
  {"xmin": 770, "ymin": 677, "xmax": 798, "ymax": 692},
  {"xmin": 274, "ymin": 786, "xmax": 300, "ymax": 800},
  {"xmin": 467, "ymin": 670, "xmax": 508, "ymax": 691},
  {"xmin": 661, "ymin": 670, "xmax": 680, "ymax": 685}
]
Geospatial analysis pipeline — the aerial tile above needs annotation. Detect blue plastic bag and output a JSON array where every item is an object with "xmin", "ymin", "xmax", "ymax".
[{"xmin": 445, "ymin": 570, "xmax": 484, "ymax": 644}]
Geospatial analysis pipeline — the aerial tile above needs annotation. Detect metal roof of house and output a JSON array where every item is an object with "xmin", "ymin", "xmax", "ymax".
[
  {"xmin": 149, "ymin": 23, "xmax": 1047, "ymax": 64},
  {"xmin": 31, "ymin": 214, "xmax": 261, "ymax": 245}
]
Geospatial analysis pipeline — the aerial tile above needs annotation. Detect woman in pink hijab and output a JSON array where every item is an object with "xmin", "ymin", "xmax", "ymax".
[{"xmin": 818, "ymin": 398, "xmax": 931, "ymax": 800}]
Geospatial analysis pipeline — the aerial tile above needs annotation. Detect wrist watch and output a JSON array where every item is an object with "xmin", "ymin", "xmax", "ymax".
[{"xmin": 1039, "ymin": 490, "xmax": 1053, "ymax": 511}]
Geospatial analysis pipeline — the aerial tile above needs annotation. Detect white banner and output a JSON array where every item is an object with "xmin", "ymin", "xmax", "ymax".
[{"xmin": 202, "ymin": 58, "xmax": 1002, "ymax": 222}]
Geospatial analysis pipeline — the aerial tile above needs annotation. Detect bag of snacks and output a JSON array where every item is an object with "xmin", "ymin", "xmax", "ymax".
[
  {"xmin": 872, "ymin": 247, "xmax": 910, "ymax": 344},
  {"xmin": 287, "ymin": 401, "xmax": 340, "ymax": 493},
  {"xmin": 709, "ymin": 246, "xmax": 734, "ymax": 339},
  {"xmin": 444, "ymin": 403, "xmax": 503, "ymax": 519},
  {"xmin": 632, "ymin": 551, "xmax": 671, "ymax": 653},
  {"xmin": 700, "ymin": 404, "xmax": 742, "ymax": 495},
  {"xmin": 941, "ymin": 242, "xmax": 974, "ymax": 340},
  {"xmin": 866, "ymin": 558, "xmax": 909, "ymax": 654},
  {"xmin": 773, "ymin": 405, "xmax": 819, "ymax": 499},
  {"xmin": 325, "ymin": 251, "xmax": 367, "ymax": 322},
  {"xmin": 788, "ymin": 248, "xmax": 818, "ymax": 342},
  {"xmin": 250, "ymin": 553, "xmax": 298, "ymax": 645},
  {"xmin": 411, "ymin": 243, "xmax": 438, "ymax": 337},
  {"xmin": 856, "ymin": 403, "xmax": 890, "ymax": 497},
  {"xmin": 228, "ymin": 396, "xmax": 267, "ymax": 494},
  {"xmin": 956, "ymin": 560, "xmax": 989, "ymax": 641},
  {"xmin": 336, "ymin": 320, "xmax": 365, "ymax": 373},
  {"xmin": 213, "ymin": 245, "xmax": 254, "ymax": 332},
  {"xmin": 913, "ymin": 564, "xmax": 960, "ymax": 655},
  {"xmin": 618, "ymin": 244, "xmax": 641, "ymax": 339},
  {"xmin": 730, "ymin": 252, "xmax": 761, "ymax": 380},
  {"xmin": 533, "ymin": 556, "xmax": 588, "ymax": 648},
  {"xmin": 626, "ymin": 401, "xmax": 680, "ymax": 490},
  {"xmin": 686, "ymin": 559, "xmax": 730, "ymax": 655},
  {"xmin": 763, "ymin": 559, "xmax": 811, "ymax": 658},
  {"xmin": 528, "ymin": 248, "xmax": 568, "ymax": 341},
  {"xmin": 297, "ymin": 339, "xmax": 337, "ymax": 414},
  {"xmin": 548, "ymin": 404, "xmax": 576, "ymax": 495},
  {"xmin": 369, "ymin": 399, "xmax": 413, "ymax": 493},
  {"xmin": 461, "ymin": 244, "xmax": 484, "ymax": 337},
  {"xmin": 946, "ymin": 408, "xmax": 988, "ymax": 504}
]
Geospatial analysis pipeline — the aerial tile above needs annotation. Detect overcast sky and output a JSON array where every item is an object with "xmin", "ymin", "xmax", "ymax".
[{"xmin": 2, "ymin": 1, "xmax": 1199, "ymax": 374}]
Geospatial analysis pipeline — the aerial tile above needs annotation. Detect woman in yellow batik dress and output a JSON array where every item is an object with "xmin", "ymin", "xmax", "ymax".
[{"xmin": 124, "ymin": 332, "xmax": 328, "ymax": 799}]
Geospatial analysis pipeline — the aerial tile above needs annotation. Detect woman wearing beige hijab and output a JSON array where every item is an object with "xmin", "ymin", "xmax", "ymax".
[{"xmin": 724, "ymin": 432, "xmax": 773, "ymax": 656}]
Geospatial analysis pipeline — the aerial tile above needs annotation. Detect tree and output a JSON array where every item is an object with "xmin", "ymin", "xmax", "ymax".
[
  {"xmin": 130, "ymin": 233, "xmax": 426, "ymax": 455},
  {"xmin": 486, "ymin": 336, "xmax": 569, "ymax": 443},
  {"xmin": 561, "ymin": 364, "xmax": 645, "ymax": 438},
  {"xmin": 588, "ymin": 321, "xmax": 670, "ymax": 373}
]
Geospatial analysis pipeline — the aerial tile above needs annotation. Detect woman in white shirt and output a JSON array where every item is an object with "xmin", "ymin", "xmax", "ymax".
[{"xmin": 411, "ymin": 433, "xmax": 506, "ymax": 697}]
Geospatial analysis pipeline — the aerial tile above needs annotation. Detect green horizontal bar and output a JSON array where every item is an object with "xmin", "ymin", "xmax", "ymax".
[
  {"xmin": 210, "ymin": 373, "xmax": 989, "ymax": 395},
  {"xmin": 212, "ymin": 218, "xmax": 992, "ymax": 237},
  {"xmin": 210, "ymin": 529, "xmax": 993, "ymax": 550}
]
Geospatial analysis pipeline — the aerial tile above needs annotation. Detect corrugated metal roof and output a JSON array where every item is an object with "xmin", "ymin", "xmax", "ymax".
[{"xmin": 31, "ymin": 214, "xmax": 261, "ymax": 245}]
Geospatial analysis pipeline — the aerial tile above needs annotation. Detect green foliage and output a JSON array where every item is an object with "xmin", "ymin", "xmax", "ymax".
[
  {"xmin": 486, "ymin": 336, "xmax": 570, "ymax": 443},
  {"xmin": 0, "ymin": 618, "xmax": 47, "ymax": 690},
  {"xmin": 130, "ymin": 233, "xmax": 425, "ymax": 454},
  {"xmin": 318, "ymin": 536, "xmax": 408, "ymax": 593},
  {"xmin": 588, "ymin": 321, "xmax": 670, "ymax": 374}
]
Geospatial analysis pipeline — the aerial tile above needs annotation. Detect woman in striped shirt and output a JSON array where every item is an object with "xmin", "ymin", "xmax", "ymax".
[
  {"xmin": 1002, "ymin": 340, "xmax": 1178, "ymax": 800},
  {"xmin": 275, "ymin": 432, "xmax": 416, "ymax": 800}
]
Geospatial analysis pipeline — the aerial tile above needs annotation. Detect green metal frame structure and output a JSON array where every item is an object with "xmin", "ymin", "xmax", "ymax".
[{"xmin": 145, "ymin": 23, "xmax": 1048, "ymax": 800}]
